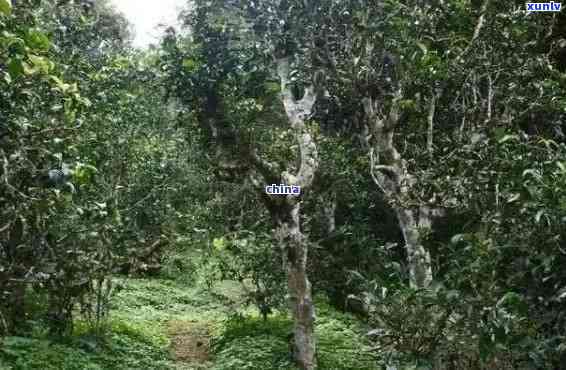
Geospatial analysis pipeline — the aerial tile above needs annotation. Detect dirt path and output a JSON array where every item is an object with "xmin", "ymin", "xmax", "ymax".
[{"xmin": 168, "ymin": 320, "xmax": 212, "ymax": 368}]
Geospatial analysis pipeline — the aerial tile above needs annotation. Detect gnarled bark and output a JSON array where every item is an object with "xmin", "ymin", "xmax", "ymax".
[
  {"xmin": 275, "ymin": 204, "xmax": 316, "ymax": 370},
  {"xmin": 395, "ymin": 207, "xmax": 433, "ymax": 289},
  {"xmin": 200, "ymin": 51, "xmax": 320, "ymax": 370},
  {"xmin": 363, "ymin": 92, "xmax": 433, "ymax": 289},
  {"xmin": 272, "ymin": 56, "xmax": 319, "ymax": 370}
]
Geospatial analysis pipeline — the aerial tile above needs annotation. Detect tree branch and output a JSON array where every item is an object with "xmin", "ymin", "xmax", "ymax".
[
  {"xmin": 460, "ymin": 0, "xmax": 491, "ymax": 58},
  {"xmin": 275, "ymin": 57, "xmax": 318, "ymax": 191},
  {"xmin": 427, "ymin": 91, "xmax": 439, "ymax": 155}
]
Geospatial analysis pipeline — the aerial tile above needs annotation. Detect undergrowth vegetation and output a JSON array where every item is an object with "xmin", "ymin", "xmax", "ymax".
[
  {"xmin": 1, "ymin": 277, "xmax": 379, "ymax": 370},
  {"xmin": 0, "ymin": 316, "xmax": 172, "ymax": 370},
  {"xmin": 212, "ymin": 301, "xmax": 377, "ymax": 370}
]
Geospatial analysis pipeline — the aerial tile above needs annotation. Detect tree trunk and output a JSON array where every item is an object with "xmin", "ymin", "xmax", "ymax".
[
  {"xmin": 321, "ymin": 192, "xmax": 336, "ymax": 234},
  {"xmin": 276, "ymin": 204, "xmax": 316, "ymax": 370},
  {"xmin": 5, "ymin": 282, "xmax": 25, "ymax": 332},
  {"xmin": 395, "ymin": 207, "xmax": 432, "ymax": 289},
  {"xmin": 2, "ymin": 217, "xmax": 27, "ymax": 333},
  {"xmin": 210, "ymin": 53, "xmax": 320, "ymax": 368},
  {"xmin": 363, "ymin": 95, "xmax": 433, "ymax": 289},
  {"xmin": 272, "ymin": 56, "xmax": 319, "ymax": 369}
]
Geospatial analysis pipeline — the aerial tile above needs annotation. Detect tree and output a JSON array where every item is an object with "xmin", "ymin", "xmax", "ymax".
[
  {"xmin": 161, "ymin": 1, "xmax": 329, "ymax": 367},
  {"xmin": 0, "ymin": 0, "xmax": 186, "ymax": 336}
]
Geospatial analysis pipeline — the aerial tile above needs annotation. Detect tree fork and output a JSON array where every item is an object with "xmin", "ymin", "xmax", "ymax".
[
  {"xmin": 363, "ymin": 93, "xmax": 433, "ymax": 289},
  {"xmin": 275, "ymin": 55, "xmax": 319, "ymax": 369}
]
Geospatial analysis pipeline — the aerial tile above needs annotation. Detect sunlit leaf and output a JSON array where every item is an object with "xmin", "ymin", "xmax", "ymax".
[
  {"xmin": 213, "ymin": 237, "xmax": 226, "ymax": 251},
  {"xmin": 0, "ymin": 0, "xmax": 11, "ymax": 16},
  {"xmin": 29, "ymin": 54, "xmax": 53, "ymax": 74},
  {"xmin": 25, "ymin": 29, "xmax": 50, "ymax": 51},
  {"xmin": 182, "ymin": 58, "xmax": 197, "ymax": 71},
  {"xmin": 417, "ymin": 41, "xmax": 428, "ymax": 55},
  {"xmin": 498, "ymin": 135, "xmax": 519, "ymax": 144},
  {"xmin": 506, "ymin": 193, "xmax": 520, "ymax": 203},
  {"xmin": 522, "ymin": 169, "xmax": 541, "ymax": 180}
]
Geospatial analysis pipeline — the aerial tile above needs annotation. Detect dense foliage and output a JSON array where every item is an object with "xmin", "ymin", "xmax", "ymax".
[{"xmin": 2, "ymin": 0, "xmax": 566, "ymax": 369}]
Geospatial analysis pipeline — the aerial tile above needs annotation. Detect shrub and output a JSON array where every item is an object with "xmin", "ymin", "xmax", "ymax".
[{"xmin": 367, "ymin": 285, "xmax": 539, "ymax": 369}]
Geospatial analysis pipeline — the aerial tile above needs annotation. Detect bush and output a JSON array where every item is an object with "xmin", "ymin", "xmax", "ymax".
[
  {"xmin": 367, "ymin": 285, "xmax": 540, "ymax": 369},
  {"xmin": 200, "ymin": 232, "xmax": 287, "ymax": 320}
]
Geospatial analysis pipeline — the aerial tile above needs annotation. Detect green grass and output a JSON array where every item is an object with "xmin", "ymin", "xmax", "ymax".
[
  {"xmin": 0, "ymin": 278, "xmax": 221, "ymax": 370},
  {"xmin": 210, "ymin": 299, "xmax": 378, "ymax": 370},
  {"xmin": 0, "ymin": 325, "xmax": 172, "ymax": 370},
  {"xmin": 0, "ymin": 278, "xmax": 379, "ymax": 370}
]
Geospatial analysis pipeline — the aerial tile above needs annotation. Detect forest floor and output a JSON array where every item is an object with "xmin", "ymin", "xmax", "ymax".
[
  {"xmin": 0, "ymin": 278, "xmax": 379, "ymax": 370},
  {"xmin": 167, "ymin": 320, "xmax": 211, "ymax": 365}
]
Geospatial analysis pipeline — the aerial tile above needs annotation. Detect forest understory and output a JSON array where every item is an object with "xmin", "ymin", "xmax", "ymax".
[
  {"xmin": 0, "ymin": 276, "xmax": 378, "ymax": 370},
  {"xmin": 2, "ymin": 0, "xmax": 566, "ymax": 369}
]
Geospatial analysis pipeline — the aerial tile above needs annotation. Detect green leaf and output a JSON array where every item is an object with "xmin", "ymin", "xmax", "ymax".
[
  {"xmin": 498, "ymin": 292, "xmax": 522, "ymax": 308},
  {"xmin": 493, "ymin": 127, "xmax": 507, "ymax": 141},
  {"xmin": 213, "ymin": 237, "xmax": 226, "ymax": 251},
  {"xmin": 0, "ymin": 0, "xmax": 11, "ymax": 16},
  {"xmin": 264, "ymin": 82, "xmax": 280, "ymax": 94},
  {"xmin": 28, "ymin": 54, "xmax": 53, "ymax": 74},
  {"xmin": 506, "ymin": 193, "xmax": 520, "ymax": 203},
  {"xmin": 94, "ymin": 202, "xmax": 107, "ymax": 209},
  {"xmin": 7, "ymin": 58, "xmax": 23, "ymax": 78},
  {"xmin": 25, "ymin": 30, "xmax": 50, "ymax": 51},
  {"xmin": 417, "ymin": 41, "xmax": 428, "ymax": 55},
  {"xmin": 399, "ymin": 99, "xmax": 416, "ymax": 110},
  {"xmin": 22, "ymin": 60, "xmax": 35, "ymax": 75},
  {"xmin": 534, "ymin": 210, "xmax": 545, "ymax": 224},
  {"xmin": 50, "ymin": 75, "xmax": 73, "ymax": 93},
  {"xmin": 498, "ymin": 134, "xmax": 519, "ymax": 144},
  {"xmin": 182, "ymin": 58, "xmax": 197, "ymax": 71},
  {"xmin": 522, "ymin": 169, "xmax": 541, "ymax": 180},
  {"xmin": 450, "ymin": 234, "xmax": 466, "ymax": 244},
  {"xmin": 73, "ymin": 163, "xmax": 97, "ymax": 185},
  {"xmin": 78, "ymin": 96, "xmax": 92, "ymax": 107}
]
